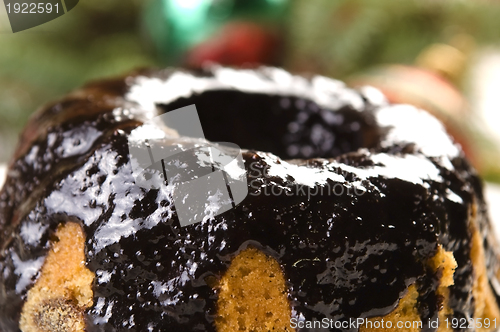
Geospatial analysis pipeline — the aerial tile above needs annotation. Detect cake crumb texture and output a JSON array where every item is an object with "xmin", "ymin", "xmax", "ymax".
[
  {"xmin": 471, "ymin": 226, "xmax": 500, "ymax": 331},
  {"xmin": 361, "ymin": 245, "xmax": 457, "ymax": 332},
  {"xmin": 430, "ymin": 245, "xmax": 456, "ymax": 332},
  {"xmin": 19, "ymin": 222, "xmax": 94, "ymax": 332},
  {"xmin": 215, "ymin": 248, "xmax": 293, "ymax": 332},
  {"xmin": 360, "ymin": 284, "xmax": 421, "ymax": 332}
]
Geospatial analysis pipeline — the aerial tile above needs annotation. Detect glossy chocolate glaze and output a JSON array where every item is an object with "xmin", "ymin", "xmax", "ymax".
[{"xmin": 0, "ymin": 67, "xmax": 497, "ymax": 331}]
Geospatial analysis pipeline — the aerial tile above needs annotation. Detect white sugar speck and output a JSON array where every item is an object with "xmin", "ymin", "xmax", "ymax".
[
  {"xmin": 11, "ymin": 252, "xmax": 45, "ymax": 294},
  {"xmin": 96, "ymin": 270, "xmax": 113, "ymax": 284},
  {"xmin": 20, "ymin": 222, "xmax": 48, "ymax": 246},
  {"xmin": 257, "ymin": 152, "xmax": 345, "ymax": 187},
  {"xmin": 446, "ymin": 189, "xmax": 463, "ymax": 204},
  {"xmin": 94, "ymin": 300, "xmax": 114, "ymax": 324}
]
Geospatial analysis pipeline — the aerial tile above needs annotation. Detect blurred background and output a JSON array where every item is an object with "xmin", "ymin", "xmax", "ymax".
[{"xmin": 1, "ymin": 0, "xmax": 500, "ymax": 185}]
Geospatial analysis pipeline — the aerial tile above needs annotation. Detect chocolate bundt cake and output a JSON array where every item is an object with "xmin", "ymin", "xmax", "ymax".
[{"xmin": 1, "ymin": 67, "xmax": 500, "ymax": 331}]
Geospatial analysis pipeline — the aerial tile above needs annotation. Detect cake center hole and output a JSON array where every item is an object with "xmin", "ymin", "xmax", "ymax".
[{"xmin": 158, "ymin": 90, "xmax": 377, "ymax": 159}]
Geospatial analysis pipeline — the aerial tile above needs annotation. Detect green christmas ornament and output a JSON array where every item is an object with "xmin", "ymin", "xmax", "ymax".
[{"xmin": 143, "ymin": 0, "xmax": 289, "ymax": 66}]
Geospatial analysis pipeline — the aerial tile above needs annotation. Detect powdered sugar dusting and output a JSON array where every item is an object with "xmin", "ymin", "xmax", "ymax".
[
  {"xmin": 20, "ymin": 222, "xmax": 49, "ymax": 246},
  {"xmin": 257, "ymin": 152, "xmax": 345, "ymax": 187},
  {"xmin": 376, "ymin": 104, "xmax": 459, "ymax": 159},
  {"xmin": 337, "ymin": 153, "xmax": 442, "ymax": 185},
  {"xmin": 203, "ymin": 189, "xmax": 231, "ymax": 223},
  {"xmin": 11, "ymin": 251, "xmax": 45, "ymax": 294},
  {"xmin": 256, "ymin": 148, "xmax": 443, "ymax": 189},
  {"xmin": 126, "ymin": 67, "xmax": 365, "ymax": 115},
  {"xmin": 446, "ymin": 188, "xmax": 464, "ymax": 204}
]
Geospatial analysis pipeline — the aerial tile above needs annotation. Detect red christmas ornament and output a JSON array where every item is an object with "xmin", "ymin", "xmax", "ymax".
[{"xmin": 185, "ymin": 22, "xmax": 281, "ymax": 68}]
